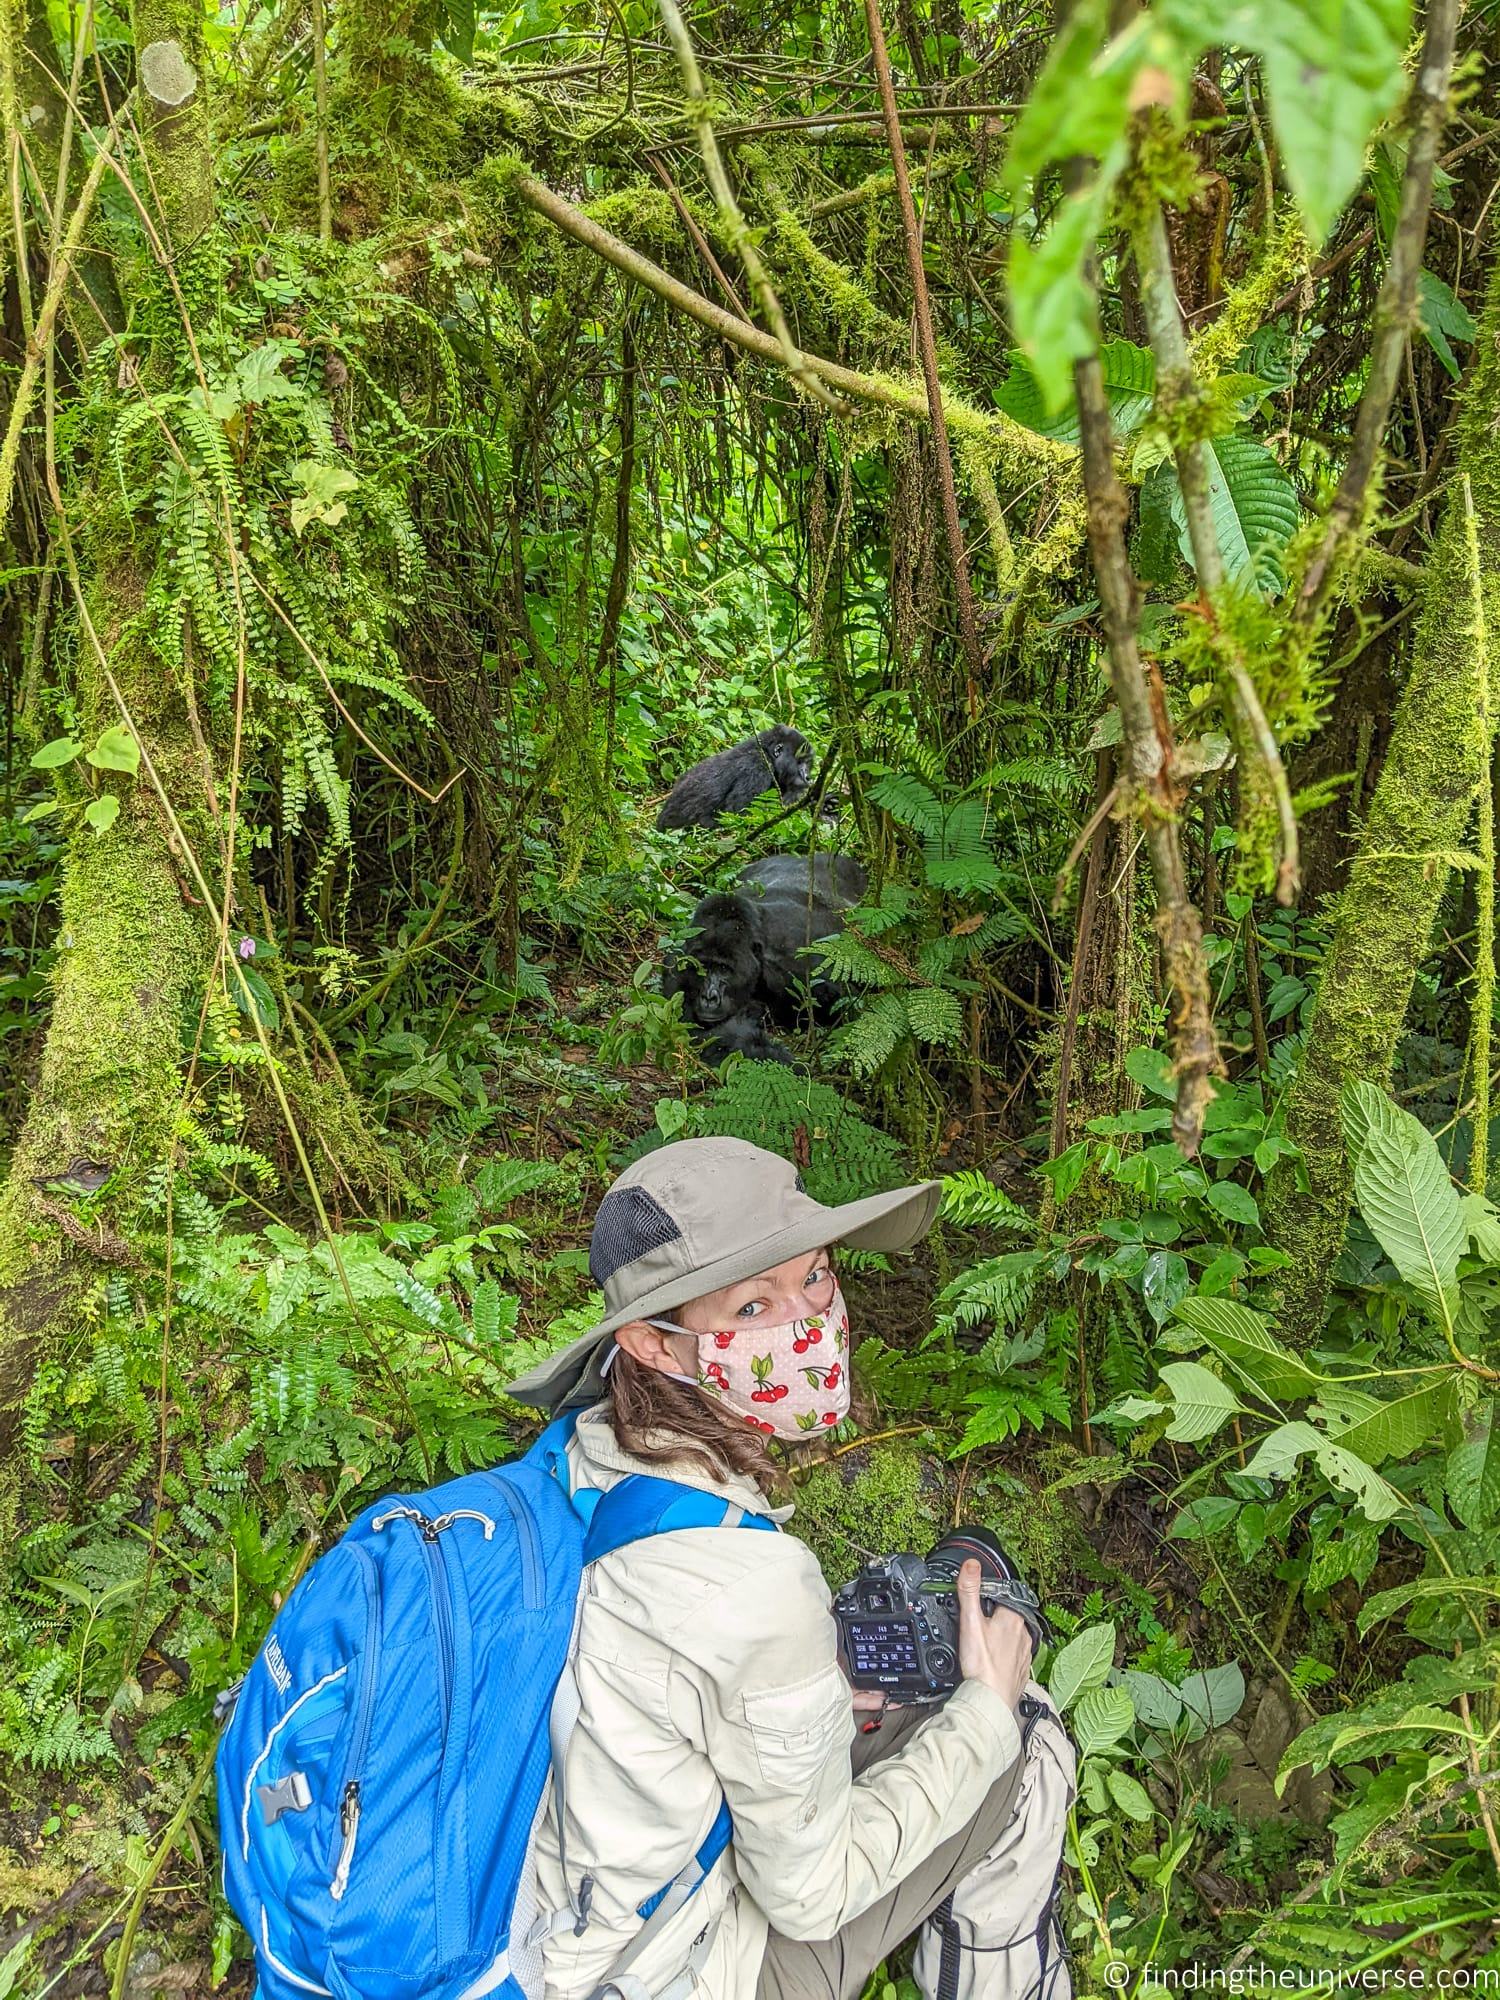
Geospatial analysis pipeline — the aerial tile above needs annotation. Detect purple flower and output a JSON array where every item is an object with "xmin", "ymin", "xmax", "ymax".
[{"xmin": 238, "ymin": 936, "xmax": 256, "ymax": 960}]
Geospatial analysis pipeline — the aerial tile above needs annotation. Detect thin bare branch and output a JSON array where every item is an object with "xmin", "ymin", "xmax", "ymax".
[{"xmin": 862, "ymin": 0, "xmax": 986, "ymax": 701}]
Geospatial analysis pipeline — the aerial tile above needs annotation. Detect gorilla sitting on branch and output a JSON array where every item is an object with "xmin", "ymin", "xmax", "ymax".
[
  {"xmin": 656, "ymin": 726, "xmax": 813, "ymax": 831},
  {"xmin": 663, "ymin": 853, "xmax": 867, "ymax": 1064}
]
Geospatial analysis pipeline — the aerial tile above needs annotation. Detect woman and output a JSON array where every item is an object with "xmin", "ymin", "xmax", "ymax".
[{"xmin": 508, "ymin": 1136, "xmax": 1074, "ymax": 2000}]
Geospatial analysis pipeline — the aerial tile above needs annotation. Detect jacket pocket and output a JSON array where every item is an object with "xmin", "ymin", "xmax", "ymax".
[{"xmin": 742, "ymin": 1668, "xmax": 851, "ymax": 1788}]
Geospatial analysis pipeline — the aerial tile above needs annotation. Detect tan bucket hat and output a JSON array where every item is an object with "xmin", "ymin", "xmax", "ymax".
[{"xmin": 507, "ymin": 1135, "xmax": 941, "ymax": 1412}]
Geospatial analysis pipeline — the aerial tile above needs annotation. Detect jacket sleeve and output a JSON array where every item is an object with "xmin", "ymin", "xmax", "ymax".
[{"xmin": 663, "ymin": 1536, "xmax": 1022, "ymax": 1942}]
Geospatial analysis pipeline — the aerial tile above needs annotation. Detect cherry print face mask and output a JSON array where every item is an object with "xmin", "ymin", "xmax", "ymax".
[{"xmin": 648, "ymin": 1282, "xmax": 851, "ymax": 1440}]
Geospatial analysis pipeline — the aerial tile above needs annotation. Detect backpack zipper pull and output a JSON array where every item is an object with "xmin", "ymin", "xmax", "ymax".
[{"xmin": 330, "ymin": 1781, "xmax": 361, "ymax": 1900}]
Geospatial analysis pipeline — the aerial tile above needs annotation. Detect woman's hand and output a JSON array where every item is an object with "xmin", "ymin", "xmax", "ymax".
[{"xmin": 956, "ymin": 1557, "xmax": 1032, "ymax": 1711}]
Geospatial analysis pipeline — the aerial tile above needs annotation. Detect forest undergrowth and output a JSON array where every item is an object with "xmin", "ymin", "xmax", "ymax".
[{"xmin": 3, "ymin": 0, "xmax": 1500, "ymax": 1989}]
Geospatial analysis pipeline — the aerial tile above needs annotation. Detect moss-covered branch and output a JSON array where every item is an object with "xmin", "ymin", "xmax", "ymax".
[{"xmin": 1267, "ymin": 247, "xmax": 1500, "ymax": 1339}]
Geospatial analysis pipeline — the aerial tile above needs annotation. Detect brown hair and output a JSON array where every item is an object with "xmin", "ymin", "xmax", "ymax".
[{"xmin": 608, "ymin": 1347, "xmax": 779, "ymax": 1493}]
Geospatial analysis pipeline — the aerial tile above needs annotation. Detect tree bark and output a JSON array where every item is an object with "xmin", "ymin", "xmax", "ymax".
[{"xmin": 1267, "ymin": 246, "xmax": 1500, "ymax": 1340}]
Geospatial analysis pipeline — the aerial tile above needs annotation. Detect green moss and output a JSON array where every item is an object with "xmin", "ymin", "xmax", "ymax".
[
  {"xmin": 787, "ymin": 1438, "xmax": 1097, "ymax": 1610},
  {"xmin": 1270, "ymin": 251, "xmax": 1500, "ymax": 1338},
  {"xmin": 789, "ymin": 1441, "xmax": 944, "ymax": 1583}
]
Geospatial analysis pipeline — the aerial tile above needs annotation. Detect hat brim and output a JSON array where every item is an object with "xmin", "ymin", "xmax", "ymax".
[{"xmin": 506, "ymin": 1178, "xmax": 942, "ymax": 1412}]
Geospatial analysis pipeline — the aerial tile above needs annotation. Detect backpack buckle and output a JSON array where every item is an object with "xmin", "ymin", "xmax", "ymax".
[{"xmin": 257, "ymin": 1771, "xmax": 312, "ymax": 1825}]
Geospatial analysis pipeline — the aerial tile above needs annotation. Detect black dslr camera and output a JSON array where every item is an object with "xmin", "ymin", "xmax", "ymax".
[{"xmin": 833, "ymin": 1526, "xmax": 1049, "ymax": 1705}]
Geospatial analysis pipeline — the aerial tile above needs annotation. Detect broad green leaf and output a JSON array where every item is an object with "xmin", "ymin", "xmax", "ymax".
[
  {"xmin": 1007, "ymin": 175, "xmax": 1115, "ymax": 415},
  {"xmin": 1332, "ymin": 1379, "xmax": 1457, "ymax": 1465},
  {"xmin": 1178, "ymin": 0, "xmax": 1413, "ymax": 243},
  {"xmin": 1158, "ymin": 1360, "xmax": 1242, "ymax": 1444},
  {"xmin": 290, "ymin": 460, "xmax": 360, "ymax": 536},
  {"xmin": 22, "ymin": 796, "xmax": 59, "ymax": 820},
  {"xmin": 1001, "ymin": 0, "xmax": 1143, "ymax": 192},
  {"xmin": 1417, "ymin": 268, "xmax": 1476, "ymax": 381},
  {"xmin": 1313, "ymin": 1440, "xmax": 1404, "ymax": 1522},
  {"xmin": 1243, "ymin": 1419, "xmax": 1324, "ymax": 1480},
  {"xmin": 1047, "ymin": 1621, "xmax": 1116, "ymax": 1711},
  {"xmin": 233, "ymin": 963, "xmax": 281, "ymax": 1034},
  {"xmin": 86, "ymin": 725, "xmax": 140, "ymax": 775},
  {"xmin": 1106, "ymin": 1769, "xmax": 1155, "ymax": 1821},
  {"xmin": 994, "ymin": 340, "xmax": 1155, "ymax": 442},
  {"xmin": 1171, "ymin": 434, "xmax": 1301, "ymax": 596},
  {"xmin": 235, "ymin": 339, "xmax": 301, "ymax": 403},
  {"xmin": 1073, "ymin": 1683, "xmax": 1135, "ymax": 1757},
  {"xmin": 1141, "ymin": 1249, "xmax": 1190, "ymax": 1326},
  {"xmin": 1236, "ymin": 1502, "xmax": 1268, "ymax": 1559},
  {"xmin": 30, "ymin": 736, "xmax": 81, "ymax": 769},
  {"xmin": 1358, "ymin": 1575, "xmax": 1500, "ymax": 1635},
  {"xmin": 1206, "ymin": 1179, "xmax": 1261, "ymax": 1229},
  {"xmin": 1447, "ymin": 1409, "xmax": 1500, "ymax": 1530},
  {"xmin": 440, "ymin": 0, "xmax": 477, "ymax": 63},
  {"xmin": 1170, "ymin": 1295, "xmax": 1320, "ymax": 1400},
  {"xmin": 1458, "ymin": 1192, "xmax": 1500, "ymax": 1264},
  {"xmin": 1120, "ymin": 1669, "xmax": 1182, "ymax": 1731},
  {"xmin": 1178, "ymin": 1660, "xmax": 1245, "ymax": 1735},
  {"xmin": 1343, "ymin": 1080, "xmax": 1464, "ymax": 1328},
  {"xmin": 84, "ymin": 794, "xmax": 120, "ymax": 835},
  {"xmin": 1328, "ymin": 1705, "xmax": 1471, "ymax": 1760},
  {"xmin": 1168, "ymin": 1494, "xmax": 1239, "ymax": 1540},
  {"xmin": 1179, "ymin": 1662, "xmax": 1244, "ymax": 1733}
]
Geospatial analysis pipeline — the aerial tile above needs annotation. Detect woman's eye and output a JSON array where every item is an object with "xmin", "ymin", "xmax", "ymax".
[{"xmin": 736, "ymin": 1300, "xmax": 766, "ymax": 1319}]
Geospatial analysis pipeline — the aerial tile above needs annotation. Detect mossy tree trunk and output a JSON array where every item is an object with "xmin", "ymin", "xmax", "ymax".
[
  {"xmin": 0, "ymin": 0, "xmax": 217, "ymax": 1442},
  {"xmin": 1265, "ymin": 248, "xmax": 1500, "ymax": 1341}
]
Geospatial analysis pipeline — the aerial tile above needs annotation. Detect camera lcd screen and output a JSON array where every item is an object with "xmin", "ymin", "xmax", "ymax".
[{"xmin": 845, "ymin": 1617, "xmax": 922, "ymax": 1678}]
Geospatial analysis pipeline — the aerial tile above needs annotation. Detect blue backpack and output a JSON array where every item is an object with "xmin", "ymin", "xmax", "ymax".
[{"xmin": 215, "ymin": 1413, "xmax": 775, "ymax": 2000}]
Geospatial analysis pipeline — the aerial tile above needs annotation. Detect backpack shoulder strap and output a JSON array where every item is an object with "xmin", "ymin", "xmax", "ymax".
[{"xmin": 582, "ymin": 1473, "xmax": 777, "ymax": 1565}]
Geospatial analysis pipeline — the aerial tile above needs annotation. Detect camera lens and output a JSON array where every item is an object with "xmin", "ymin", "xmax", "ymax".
[{"xmin": 928, "ymin": 1525, "xmax": 1017, "ymax": 1586}]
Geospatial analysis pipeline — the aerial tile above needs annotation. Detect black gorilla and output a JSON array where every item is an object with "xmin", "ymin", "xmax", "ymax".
[
  {"xmin": 663, "ymin": 853, "xmax": 867, "ymax": 1063},
  {"xmin": 656, "ymin": 727, "xmax": 814, "ymax": 831}
]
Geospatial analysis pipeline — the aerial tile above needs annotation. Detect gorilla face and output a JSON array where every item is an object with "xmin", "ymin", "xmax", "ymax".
[
  {"xmin": 663, "ymin": 894, "xmax": 760, "ymax": 1025},
  {"xmin": 663, "ymin": 856, "xmax": 863, "ymax": 1069},
  {"xmin": 765, "ymin": 726, "xmax": 813, "ymax": 803}
]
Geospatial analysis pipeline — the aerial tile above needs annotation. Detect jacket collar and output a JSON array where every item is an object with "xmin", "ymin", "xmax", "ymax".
[{"xmin": 573, "ymin": 1404, "xmax": 796, "ymax": 1525}]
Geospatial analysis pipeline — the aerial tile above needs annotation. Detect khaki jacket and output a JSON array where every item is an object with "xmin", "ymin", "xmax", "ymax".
[{"xmin": 535, "ymin": 1407, "xmax": 1023, "ymax": 2000}]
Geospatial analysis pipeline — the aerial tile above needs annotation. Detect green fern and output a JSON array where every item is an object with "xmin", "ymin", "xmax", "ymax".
[
  {"xmin": 632, "ymin": 1064, "xmax": 910, "ymax": 1205},
  {"xmin": 940, "ymin": 1171, "xmax": 1035, "ymax": 1232}
]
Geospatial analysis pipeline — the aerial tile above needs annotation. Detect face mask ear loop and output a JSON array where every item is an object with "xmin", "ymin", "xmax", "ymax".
[{"xmin": 643, "ymin": 1317, "xmax": 702, "ymax": 1388}]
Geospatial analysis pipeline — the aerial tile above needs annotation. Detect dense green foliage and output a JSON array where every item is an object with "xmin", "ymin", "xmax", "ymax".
[{"xmin": 1, "ymin": 0, "xmax": 1499, "ymax": 1989}]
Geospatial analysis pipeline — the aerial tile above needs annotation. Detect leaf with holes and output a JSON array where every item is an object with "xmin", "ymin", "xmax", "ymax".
[
  {"xmin": 1447, "ymin": 1408, "xmax": 1500, "ymax": 1531},
  {"xmin": 1332, "ymin": 1379, "xmax": 1457, "ymax": 1465}
]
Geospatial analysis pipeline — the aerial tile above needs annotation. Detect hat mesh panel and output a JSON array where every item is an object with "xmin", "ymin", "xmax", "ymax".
[{"xmin": 589, "ymin": 1185, "xmax": 682, "ymax": 1286}]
